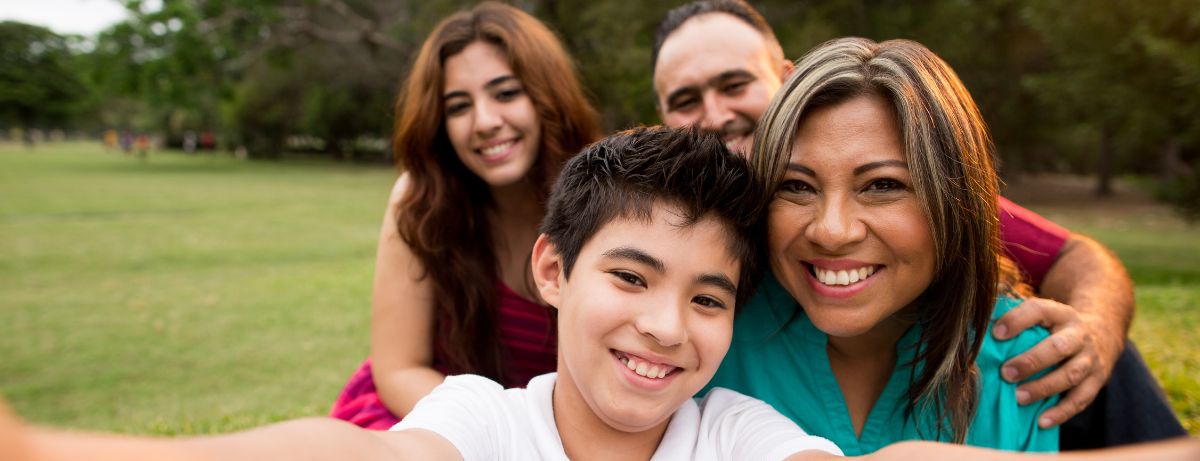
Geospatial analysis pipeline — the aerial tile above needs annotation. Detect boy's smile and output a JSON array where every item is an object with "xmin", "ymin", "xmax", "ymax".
[{"xmin": 532, "ymin": 202, "xmax": 741, "ymax": 435}]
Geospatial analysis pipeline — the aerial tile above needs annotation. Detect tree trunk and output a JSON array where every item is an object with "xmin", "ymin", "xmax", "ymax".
[
  {"xmin": 1161, "ymin": 137, "xmax": 1187, "ymax": 179},
  {"xmin": 1095, "ymin": 128, "xmax": 1114, "ymax": 197}
]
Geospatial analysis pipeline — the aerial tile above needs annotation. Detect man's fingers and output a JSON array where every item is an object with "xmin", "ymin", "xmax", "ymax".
[
  {"xmin": 1001, "ymin": 329, "xmax": 1084, "ymax": 383},
  {"xmin": 993, "ymin": 298, "xmax": 1073, "ymax": 340},
  {"xmin": 1014, "ymin": 352, "xmax": 1095, "ymax": 403},
  {"xmin": 1035, "ymin": 376, "xmax": 1104, "ymax": 428}
]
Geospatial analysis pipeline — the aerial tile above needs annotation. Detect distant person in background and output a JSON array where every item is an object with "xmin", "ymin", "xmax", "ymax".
[
  {"xmin": 183, "ymin": 131, "xmax": 197, "ymax": 153},
  {"xmin": 650, "ymin": 0, "xmax": 1185, "ymax": 449},
  {"xmin": 328, "ymin": 1, "xmax": 601, "ymax": 429},
  {"xmin": 119, "ymin": 131, "xmax": 133, "ymax": 155},
  {"xmin": 134, "ymin": 134, "xmax": 150, "ymax": 160},
  {"xmin": 103, "ymin": 130, "xmax": 118, "ymax": 151}
]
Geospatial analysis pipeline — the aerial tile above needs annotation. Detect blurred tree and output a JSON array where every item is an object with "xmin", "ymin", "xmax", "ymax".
[
  {"xmin": 0, "ymin": 22, "xmax": 90, "ymax": 138},
  {"xmin": 1024, "ymin": 0, "xmax": 1200, "ymax": 196}
]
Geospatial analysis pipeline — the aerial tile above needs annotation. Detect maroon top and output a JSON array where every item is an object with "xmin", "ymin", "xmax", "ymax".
[
  {"xmin": 998, "ymin": 196, "xmax": 1071, "ymax": 289},
  {"xmin": 330, "ymin": 282, "xmax": 556, "ymax": 430}
]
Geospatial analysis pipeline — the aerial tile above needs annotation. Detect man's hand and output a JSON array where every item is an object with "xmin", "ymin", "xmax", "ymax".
[{"xmin": 992, "ymin": 297, "xmax": 1125, "ymax": 428}]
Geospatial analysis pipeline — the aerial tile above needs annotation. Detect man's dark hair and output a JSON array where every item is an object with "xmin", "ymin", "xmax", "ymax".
[
  {"xmin": 652, "ymin": 0, "xmax": 779, "ymax": 76},
  {"xmin": 540, "ymin": 125, "xmax": 764, "ymax": 306}
]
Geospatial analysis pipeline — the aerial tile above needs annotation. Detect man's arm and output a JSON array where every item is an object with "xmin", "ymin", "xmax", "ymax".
[{"xmin": 993, "ymin": 234, "xmax": 1134, "ymax": 427}]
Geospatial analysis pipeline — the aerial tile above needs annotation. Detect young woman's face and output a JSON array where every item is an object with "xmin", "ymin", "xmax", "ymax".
[
  {"xmin": 534, "ymin": 205, "xmax": 739, "ymax": 433},
  {"xmin": 767, "ymin": 94, "xmax": 935, "ymax": 340},
  {"xmin": 442, "ymin": 41, "xmax": 541, "ymax": 188}
]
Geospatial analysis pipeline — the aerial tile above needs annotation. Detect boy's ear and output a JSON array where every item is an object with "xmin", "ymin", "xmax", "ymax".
[{"xmin": 531, "ymin": 234, "xmax": 563, "ymax": 308}]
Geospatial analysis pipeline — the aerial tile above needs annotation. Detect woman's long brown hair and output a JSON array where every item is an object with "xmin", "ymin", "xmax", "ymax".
[
  {"xmin": 752, "ymin": 37, "xmax": 1026, "ymax": 443},
  {"xmin": 391, "ymin": 2, "xmax": 599, "ymax": 379}
]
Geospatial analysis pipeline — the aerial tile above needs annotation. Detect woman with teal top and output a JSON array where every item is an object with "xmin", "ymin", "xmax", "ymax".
[{"xmin": 705, "ymin": 37, "xmax": 1059, "ymax": 455}]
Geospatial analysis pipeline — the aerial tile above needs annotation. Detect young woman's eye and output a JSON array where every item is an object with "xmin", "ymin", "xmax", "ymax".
[
  {"xmin": 495, "ymin": 87, "xmax": 524, "ymax": 101},
  {"xmin": 864, "ymin": 178, "xmax": 905, "ymax": 193},
  {"xmin": 445, "ymin": 101, "xmax": 470, "ymax": 116},
  {"xmin": 610, "ymin": 271, "xmax": 645, "ymax": 288},
  {"xmin": 778, "ymin": 179, "xmax": 815, "ymax": 195},
  {"xmin": 693, "ymin": 295, "xmax": 727, "ymax": 310}
]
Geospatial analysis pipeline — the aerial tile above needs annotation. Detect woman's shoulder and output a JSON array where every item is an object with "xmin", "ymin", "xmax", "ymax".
[{"xmin": 979, "ymin": 295, "xmax": 1050, "ymax": 366}]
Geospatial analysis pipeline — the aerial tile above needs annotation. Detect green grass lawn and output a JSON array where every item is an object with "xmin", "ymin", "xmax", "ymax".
[
  {"xmin": 1, "ymin": 143, "xmax": 1197, "ymax": 436},
  {"xmin": 0, "ymin": 142, "xmax": 392, "ymax": 434}
]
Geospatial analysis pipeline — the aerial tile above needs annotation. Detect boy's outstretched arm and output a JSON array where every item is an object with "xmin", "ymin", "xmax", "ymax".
[{"xmin": 7, "ymin": 408, "xmax": 460, "ymax": 461}]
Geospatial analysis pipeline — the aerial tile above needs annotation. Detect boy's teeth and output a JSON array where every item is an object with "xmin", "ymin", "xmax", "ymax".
[
  {"xmin": 813, "ymin": 265, "xmax": 876, "ymax": 287},
  {"xmin": 618, "ymin": 354, "xmax": 674, "ymax": 379}
]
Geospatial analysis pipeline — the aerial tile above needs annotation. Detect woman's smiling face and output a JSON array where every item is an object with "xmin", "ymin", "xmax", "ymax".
[
  {"xmin": 768, "ymin": 94, "xmax": 935, "ymax": 340},
  {"xmin": 442, "ymin": 41, "xmax": 542, "ymax": 188}
]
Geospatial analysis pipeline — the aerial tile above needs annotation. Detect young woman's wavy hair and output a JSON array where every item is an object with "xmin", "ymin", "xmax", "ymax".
[
  {"xmin": 392, "ymin": 2, "xmax": 600, "ymax": 380},
  {"xmin": 752, "ymin": 37, "xmax": 1024, "ymax": 443}
]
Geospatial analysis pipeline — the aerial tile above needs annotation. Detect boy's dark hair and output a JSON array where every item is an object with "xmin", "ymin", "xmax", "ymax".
[
  {"xmin": 540, "ymin": 126, "xmax": 763, "ymax": 306},
  {"xmin": 652, "ymin": 0, "xmax": 778, "ymax": 76}
]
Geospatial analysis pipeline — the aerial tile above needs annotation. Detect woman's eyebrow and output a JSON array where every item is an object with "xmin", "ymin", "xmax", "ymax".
[
  {"xmin": 853, "ymin": 159, "xmax": 907, "ymax": 175},
  {"xmin": 786, "ymin": 163, "xmax": 816, "ymax": 176},
  {"xmin": 442, "ymin": 76, "xmax": 517, "ymax": 100}
]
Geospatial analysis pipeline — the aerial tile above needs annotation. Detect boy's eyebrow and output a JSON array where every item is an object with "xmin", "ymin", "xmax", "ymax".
[
  {"xmin": 697, "ymin": 273, "xmax": 738, "ymax": 297},
  {"xmin": 602, "ymin": 246, "xmax": 665, "ymax": 273}
]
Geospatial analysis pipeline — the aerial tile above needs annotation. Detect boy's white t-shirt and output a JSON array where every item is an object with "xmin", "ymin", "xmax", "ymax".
[{"xmin": 390, "ymin": 373, "xmax": 843, "ymax": 461}]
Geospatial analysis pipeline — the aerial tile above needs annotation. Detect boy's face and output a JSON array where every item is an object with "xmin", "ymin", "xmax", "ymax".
[{"xmin": 532, "ymin": 203, "xmax": 741, "ymax": 434}]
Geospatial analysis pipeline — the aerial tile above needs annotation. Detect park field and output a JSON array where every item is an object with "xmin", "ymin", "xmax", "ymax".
[{"xmin": 1, "ymin": 142, "xmax": 1197, "ymax": 436}]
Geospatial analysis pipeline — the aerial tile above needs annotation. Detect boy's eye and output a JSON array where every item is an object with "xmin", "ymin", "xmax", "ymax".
[
  {"xmin": 693, "ymin": 295, "xmax": 727, "ymax": 310},
  {"xmin": 609, "ymin": 270, "xmax": 645, "ymax": 288}
]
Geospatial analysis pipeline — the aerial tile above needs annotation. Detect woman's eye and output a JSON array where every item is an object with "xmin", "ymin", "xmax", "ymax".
[
  {"xmin": 865, "ymin": 178, "xmax": 905, "ymax": 192},
  {"xmin": 694, "ymin": 295, "xmax": 727, "ymax": 310},
  {"xmin": 779, "ymin": 179, "xmax": 814, "ymax": 194},
  {"xmin": 445, "ymin": 101, "xmax": 470, "ymax": 116},
  {"xmin": 495, "ymin": 87, "xmax": 523, "ymax": 101}
]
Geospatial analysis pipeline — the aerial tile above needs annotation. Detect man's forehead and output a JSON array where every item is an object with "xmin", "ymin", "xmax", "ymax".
[{"xmin": 653, "ymin": 12, "xmax": 773, "ymax": 94}]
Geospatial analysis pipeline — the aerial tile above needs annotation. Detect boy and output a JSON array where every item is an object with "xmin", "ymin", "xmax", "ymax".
[{"xmin": 5, "ymin": 126, "xmax": 843, "ymax": 461}]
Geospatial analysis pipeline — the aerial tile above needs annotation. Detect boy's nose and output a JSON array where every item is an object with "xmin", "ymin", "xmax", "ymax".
[{"xmin": 634, "ymin": 300, "xmax": 687, "ymax": 347}]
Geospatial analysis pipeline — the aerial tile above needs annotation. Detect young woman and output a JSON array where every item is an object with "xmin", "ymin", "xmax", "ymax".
[
  {"xmin": 329, "ymin": 2, "xmax": 601, "ymax": 429},
  {"xmin": 705, "ymin": 37, "xmax": 1067, "ymax": 454}
]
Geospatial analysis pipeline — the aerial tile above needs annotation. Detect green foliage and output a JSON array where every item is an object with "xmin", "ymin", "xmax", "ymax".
[
  {"xmin": 1153, "ymin": 168, "xmax": 1200, "ymax": 223},
  {"xmin": 0, "ymin": 22, "xmax": 91, "ymax": 130}
]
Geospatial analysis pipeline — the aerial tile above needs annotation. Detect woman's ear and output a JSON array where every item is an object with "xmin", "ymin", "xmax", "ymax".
[{"xmin": 531, "ymin": 234, "xmax": 563, "ymax": 308}]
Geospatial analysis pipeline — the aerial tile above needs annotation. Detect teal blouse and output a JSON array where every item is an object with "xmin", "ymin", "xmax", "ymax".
[{"xmin": 704, "ymin": 273, "xmax": 1059, "ymax": 455}]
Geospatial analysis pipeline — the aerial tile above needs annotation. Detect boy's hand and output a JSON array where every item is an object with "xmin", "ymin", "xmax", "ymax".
[{"xmin": 0, "ymin": 398, "xmax": 37, "ymax": 461}]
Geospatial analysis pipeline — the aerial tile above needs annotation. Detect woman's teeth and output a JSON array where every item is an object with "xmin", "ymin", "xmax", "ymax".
[
  {"xmin": 480, "ymin": 141, "xmax": 514, "ymax": 158},
  {"xmin": 813, "ymin": 265, "xmax": 876, "ymax": 286},
  {"xmin": 618, "ymin": 355, "xmax": 672, "ymax": 379}
]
